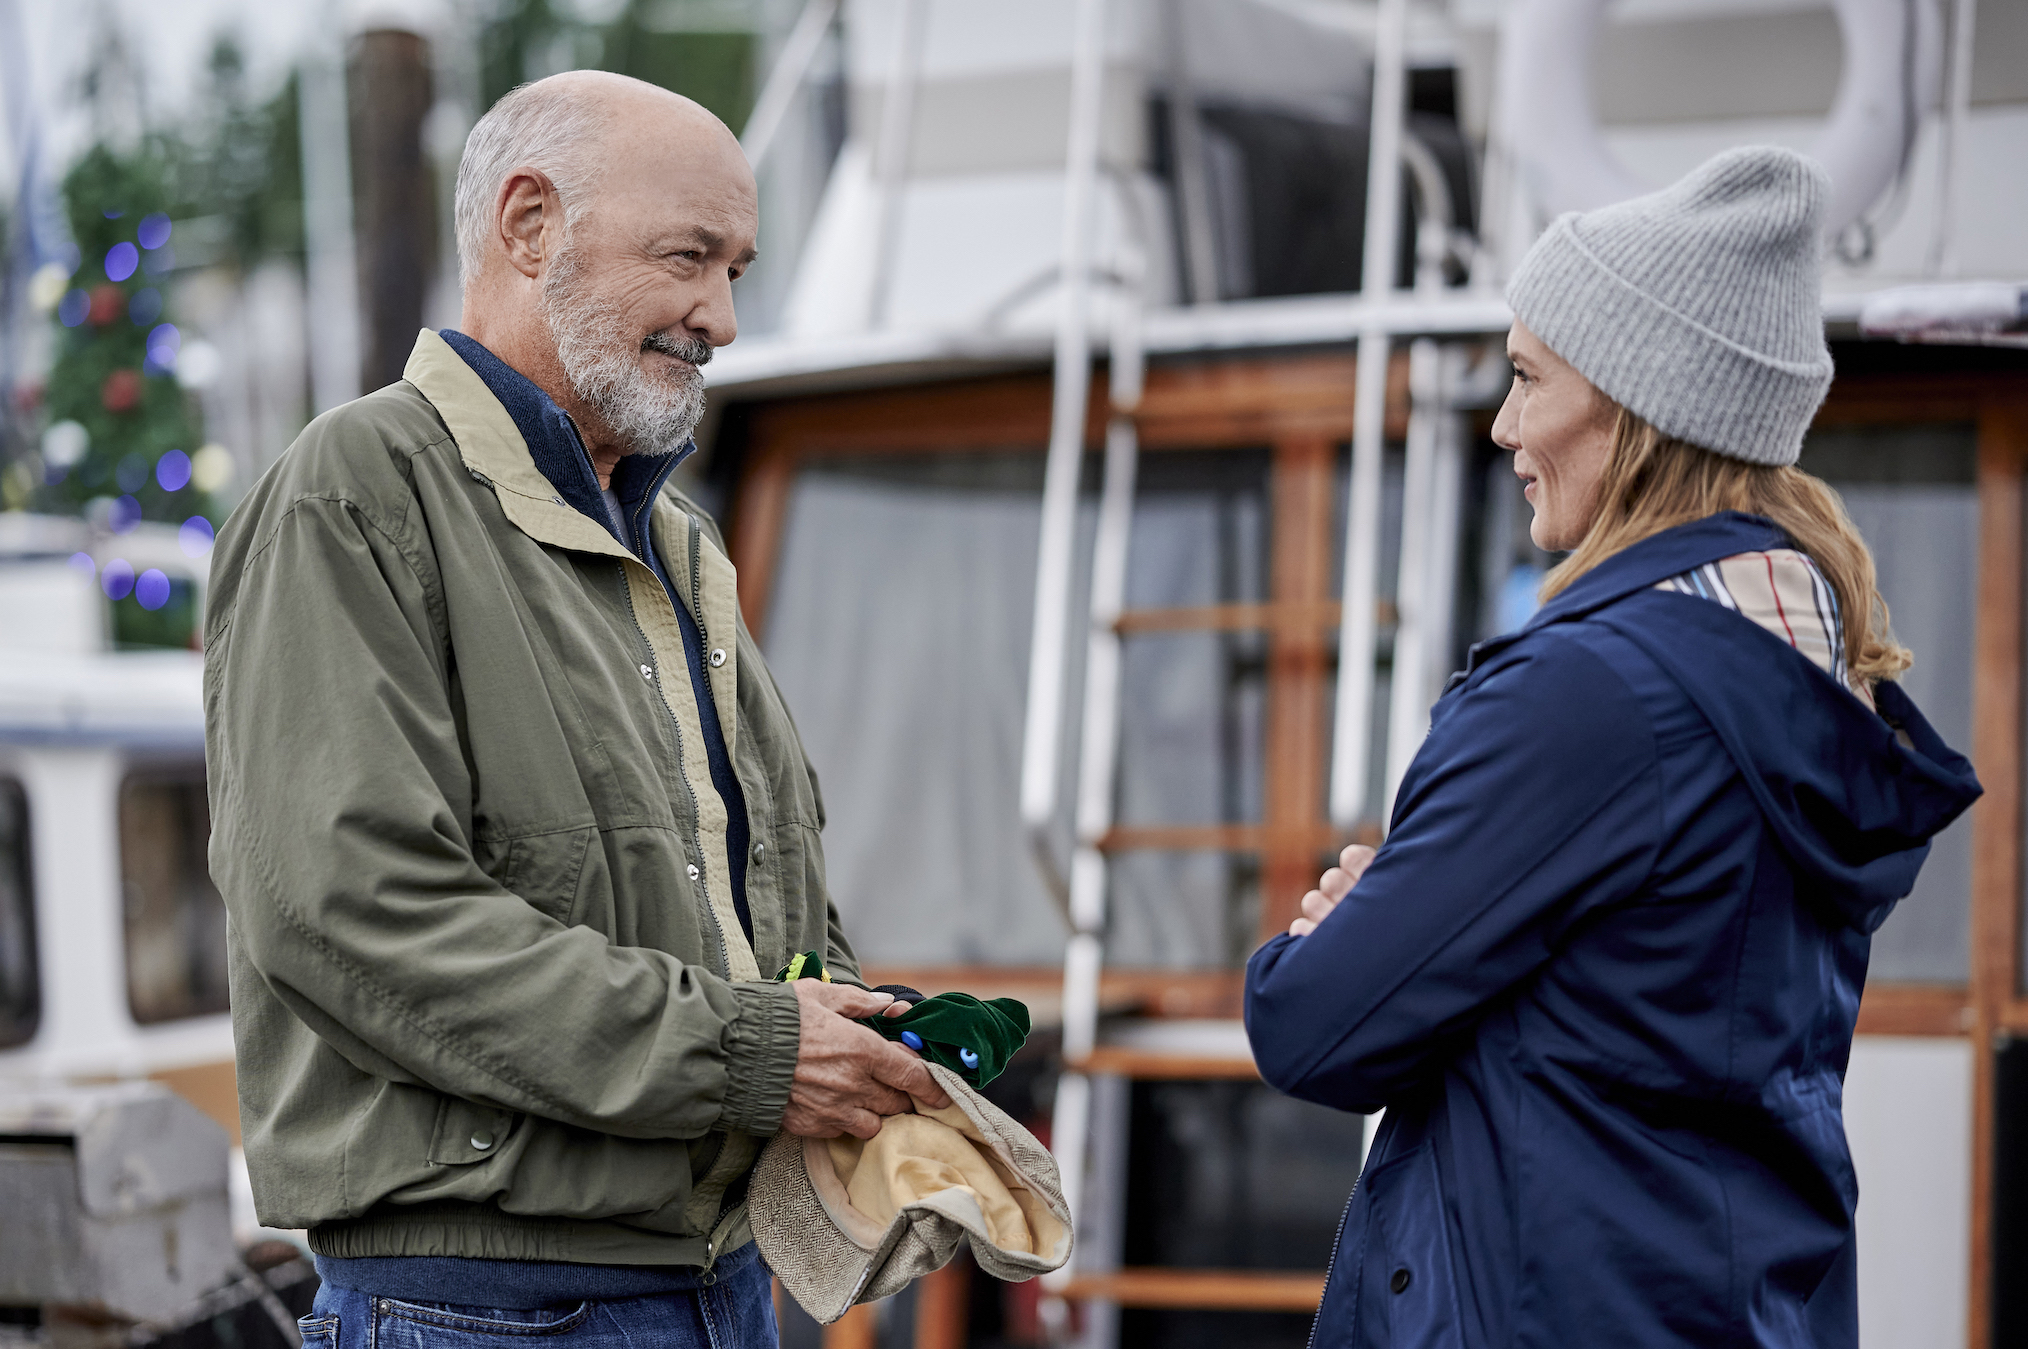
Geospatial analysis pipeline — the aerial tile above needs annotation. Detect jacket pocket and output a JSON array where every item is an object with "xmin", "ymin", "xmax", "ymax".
[
  {"xmin": 487, "ymin": 826, "xmax": 596, "ymax": 927},
  {"xmin": 1358, "ymin": 1144, "xmax": 1467, "ymax": 1349},
  {"xmin": 427, "ymin": 1095, "xmax": 519, "ymax": 1167}
]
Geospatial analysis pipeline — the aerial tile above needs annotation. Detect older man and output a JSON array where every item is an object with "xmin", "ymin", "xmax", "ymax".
[{"xmin": 204, "ymin": 72, "xmax": 943, "ymax": 1347}]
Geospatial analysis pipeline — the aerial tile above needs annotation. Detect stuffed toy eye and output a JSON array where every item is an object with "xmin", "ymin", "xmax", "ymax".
[
  {"xmin": 959, "ymin": 1047, "xmax": 980, "ymax": 1071},
  {"xmin": 900, "ymin": 1031, "xmax": 925, "ymax": 1052}
]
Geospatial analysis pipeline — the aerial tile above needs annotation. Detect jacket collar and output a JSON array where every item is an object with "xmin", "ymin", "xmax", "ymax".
[
  {"xmin": 1525, "ymin": 511, "xmax": 1792, "ymax": 632},
  {"xmin": 1445, "ymin": 512, "xmax": 1792, "ymax": 697},
  {"xmin": 434, "ymin": 328, "xmax": 692, "ymax": 556}
]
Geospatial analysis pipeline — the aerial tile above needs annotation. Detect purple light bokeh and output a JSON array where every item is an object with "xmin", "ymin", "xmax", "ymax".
[
  {"xmin": 178, "ymin": 516, "xmax": 215, "ymax": 558},
  {"xmin": 136, "ymin": 569, "xmax": 172, "ymax": 611},
  {"xmin": 58, "ymin": 290, "xmax": 89, "ymax": 327},
  {"xmin": 109, "ymin": 495, "xmax": 143, "ymax": 533},
  {"xmin": 157, "ymin": 449, "xmax": 192, "ymax": 492},
  {"xmin": 68, "ymin": 552, "xmax": 95, "ymax": 577},
  {"xmin": 138, "ymin": 214, "xmax": 172, "ymax": 250},
  {"xmin": 129, "ymin": 288, "xmax": 164, "ymax": 326},
  {"xmin": 105, "ymin": 242, "xmax": 139, "ymax": 283},
  {"xmin": 101, "ymin": 559, "xmax": 135, "ymax": 600}
]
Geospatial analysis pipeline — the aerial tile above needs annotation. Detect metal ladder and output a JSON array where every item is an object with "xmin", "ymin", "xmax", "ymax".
[{"xmin": 1016, "ymin": 0, "xmax": 1488, "ymax": 1340}]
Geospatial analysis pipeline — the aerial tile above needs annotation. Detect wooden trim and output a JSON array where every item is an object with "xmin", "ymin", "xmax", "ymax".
[
  {"xmin": 1968, "ymin": 400, "xmax": 2028, "ymax": 1349},
  {"xmin": 742, "ymin": 353, "xmax": 1411, "ymax": 462},
  {"xmin": 858, "ymin": 966, "xmax": 1247, "ymax": 1019},
  {"xmin": 1854, "ymin": 983, "xmax": 1973, "ymax": 1037},
  {"xmin": 1112, "ymin": 600, "xmax": 1401, "ymax": 635},
  {"xmin": 1117, "ymin": 601, "xmax": 1342, "ymax": 635},
  {"xmin": 730, "ymin": 444, "xmax": 797, "ymax": 636},
  {"xmin": 1811, "ymin": 374, "xmax": 1991, "ymax": 427},
  {"xmin": 1097, "ymin": 823, "xmax": 1352, "ymax": 855},
  {"xmin": 1075, "ymin": 1047, "xmax": 1260, "ymax": 1079},
  {"xmin": 1058, "ymin": 1268, "xmax": 1325, "ymax": 1312}
]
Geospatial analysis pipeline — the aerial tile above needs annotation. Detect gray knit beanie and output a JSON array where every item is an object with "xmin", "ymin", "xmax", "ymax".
[{"xmin": 1506, "ymin": 145, "xmax": 1834, "ymax": 467}]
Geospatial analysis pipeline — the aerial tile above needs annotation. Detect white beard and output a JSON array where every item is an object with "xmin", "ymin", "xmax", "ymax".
[{"xmin": 542, "ymin": 244, "xmax": 710, "ymax": 459}]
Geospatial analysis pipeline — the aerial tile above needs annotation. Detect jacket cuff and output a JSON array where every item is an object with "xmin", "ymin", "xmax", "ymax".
[{"xmin": 720, "ymin": 982, "xmax": 802, "ymax": 1136}]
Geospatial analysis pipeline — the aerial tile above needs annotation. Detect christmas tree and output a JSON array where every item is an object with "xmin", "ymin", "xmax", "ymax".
[{"xmin": 36, "ymin": 143, "xmax": 215, "ymax": 528}]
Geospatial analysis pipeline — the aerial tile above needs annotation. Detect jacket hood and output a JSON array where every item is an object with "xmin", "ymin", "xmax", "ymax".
[{"xmin": 1525, "ymin": 513, "xmax": 1982, "ymax": 931}]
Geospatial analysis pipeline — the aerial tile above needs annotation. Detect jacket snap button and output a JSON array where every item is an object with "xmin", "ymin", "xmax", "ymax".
[
  {"xmin": 687, "ymin": 864, "xmax": 701, "ymax": 881},
  {"xmin": 1390, "ymin": 1267, "xmax": 1411, "ymax": 1294},
  {"xmin": 639, "ymin": 664, "xmax": 654, "ymax": 679},
  {"xmin": 709, "ymin": 648, "xmax": 727, "ymax": 667},
  {"xmin": 752, "ymin": 842, "xmax": 765, "ymax": 861},
  {"xmin": 470, "ymin": 1130, "xmax": 494, "ymax": 1150}
]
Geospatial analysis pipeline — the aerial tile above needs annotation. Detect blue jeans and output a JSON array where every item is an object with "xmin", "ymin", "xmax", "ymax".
[{"xmin": 301, "ymin": 1245, "xmax": 778, "ymax": 1349}]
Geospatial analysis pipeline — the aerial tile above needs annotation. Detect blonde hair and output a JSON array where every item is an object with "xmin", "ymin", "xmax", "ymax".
[{"xmin": 1541, "ymin": 410, "xmax": 1912, "ymax": 687}]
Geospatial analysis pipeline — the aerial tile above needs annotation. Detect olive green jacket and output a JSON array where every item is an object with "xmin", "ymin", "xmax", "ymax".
[{"xmin": 205, "ymin": 330, "xmax": 857, "ymax": 1266}]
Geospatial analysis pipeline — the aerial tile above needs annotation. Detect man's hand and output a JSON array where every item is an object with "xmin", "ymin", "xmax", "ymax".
[
  {"xmin": 1287, "ymin": 844, "xmax": 1377, "ymax": 938},
  {"xmin": 783, "ymin": 981, "xmax": 953, "ymax": 1140}
]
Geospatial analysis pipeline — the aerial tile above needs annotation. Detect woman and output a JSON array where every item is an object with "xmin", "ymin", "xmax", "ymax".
[{"xmin": 1244, "ymin": 146, "xmax": 1981, "ymax": 1348}]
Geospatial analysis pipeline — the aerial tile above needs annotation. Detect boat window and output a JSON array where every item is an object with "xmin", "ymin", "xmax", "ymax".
[
  {"xmin": 1799, "ymin": 423, "xmax": 1979, "ymax": 986},
  {"xmin": 120, "ymin": 769, "xmax": 230, "ymax": 1023},
  {"xmin": 762, "ymin": 450, "xmax": 1281, "ymax": 969},
  {"xmin": 0, "ymin": 778, "xmax": 37, "ymax": 1049}
]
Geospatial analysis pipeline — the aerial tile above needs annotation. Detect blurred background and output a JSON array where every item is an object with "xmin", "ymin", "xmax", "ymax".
[{"xmin": 0, "ymin": 1, "xmax": 2024, "ymax": 1347}]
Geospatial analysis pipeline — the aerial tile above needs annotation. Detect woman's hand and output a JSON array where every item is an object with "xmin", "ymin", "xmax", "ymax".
[{"xmin": 1288, "ymin": 844, "xmax": 1377, "ymax": 937}]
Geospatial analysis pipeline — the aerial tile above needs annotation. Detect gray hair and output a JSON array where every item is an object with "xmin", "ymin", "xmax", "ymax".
[{"xmin": 453, "ymin": 80, "xmax": 609, "ymax": 287}]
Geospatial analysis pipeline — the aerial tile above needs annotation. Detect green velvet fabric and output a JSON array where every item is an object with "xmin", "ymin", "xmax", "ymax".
[{"xmin": 776, "ymin": 952, "xmax": 1031, "ymax": 1087}]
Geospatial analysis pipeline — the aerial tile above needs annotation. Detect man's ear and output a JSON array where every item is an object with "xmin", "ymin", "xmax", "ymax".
[{"xmin": 496, "ymin": 168, "xmax": 561, "ymax": 281}]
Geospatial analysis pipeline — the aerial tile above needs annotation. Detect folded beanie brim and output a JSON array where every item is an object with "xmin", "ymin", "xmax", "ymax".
[{"xmin": 1509, "ymin": 217, "xmax": 1831, "ymax": 466}]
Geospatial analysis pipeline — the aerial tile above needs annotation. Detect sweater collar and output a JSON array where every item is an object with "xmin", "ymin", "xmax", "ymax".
[{"xmin": 436, "ymin": 328, "xmax": 691, "ymax": 553}]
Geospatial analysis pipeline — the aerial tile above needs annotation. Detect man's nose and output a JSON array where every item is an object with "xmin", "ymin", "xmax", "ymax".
[{"xmin": 688, "ymin": 274, "xmax": 739, "ymax": 348}]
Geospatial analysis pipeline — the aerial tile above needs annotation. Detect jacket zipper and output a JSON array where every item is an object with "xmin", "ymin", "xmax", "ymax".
[
  {"xmin": 1307, "ymin": 1164, "xmax": 1361, "ymax": 1349},
  {"xmin": 565, "ymin": 416, "xmax": 732, "ymax": 983},
  {"xmin": 677, "ymin": 513, "xmax": 732, "ymax": 982}
]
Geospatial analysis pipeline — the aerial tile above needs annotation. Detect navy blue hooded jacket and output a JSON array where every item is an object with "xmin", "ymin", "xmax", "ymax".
[{"xmin": 1244, "ymin": 512, "xmax": 1980, "ymax": 1348}]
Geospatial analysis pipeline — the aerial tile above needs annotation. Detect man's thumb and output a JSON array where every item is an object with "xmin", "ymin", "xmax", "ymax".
[{"xmin": 879, "ymin": 1051, "xmax": 952, "ymax": 1110}]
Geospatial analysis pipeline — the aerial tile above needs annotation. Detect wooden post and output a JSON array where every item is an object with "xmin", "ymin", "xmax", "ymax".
[
  {"xmin": 1969, "ymin": 399, "xmax": 2028, "ymax": 1349},
  {"xmin": 348, "ymin": 29, "xmax": 435, "ymax": 395},
  {"xmin": 822, "ymin": 1302, "xmax": 879, "ymax": 1349},
  {"xmin": 913, "ymin": 1260, "xmax": 970, "ymax": 1349},
  {"xmin": 1259, "ymin": 433, "xmax": 1338, "ymax": 942}
]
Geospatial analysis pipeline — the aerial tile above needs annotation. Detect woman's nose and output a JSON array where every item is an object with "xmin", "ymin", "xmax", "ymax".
[{"xmin": 1490, "ymin": 383, "xmax": 1523, "ymax": 453}]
